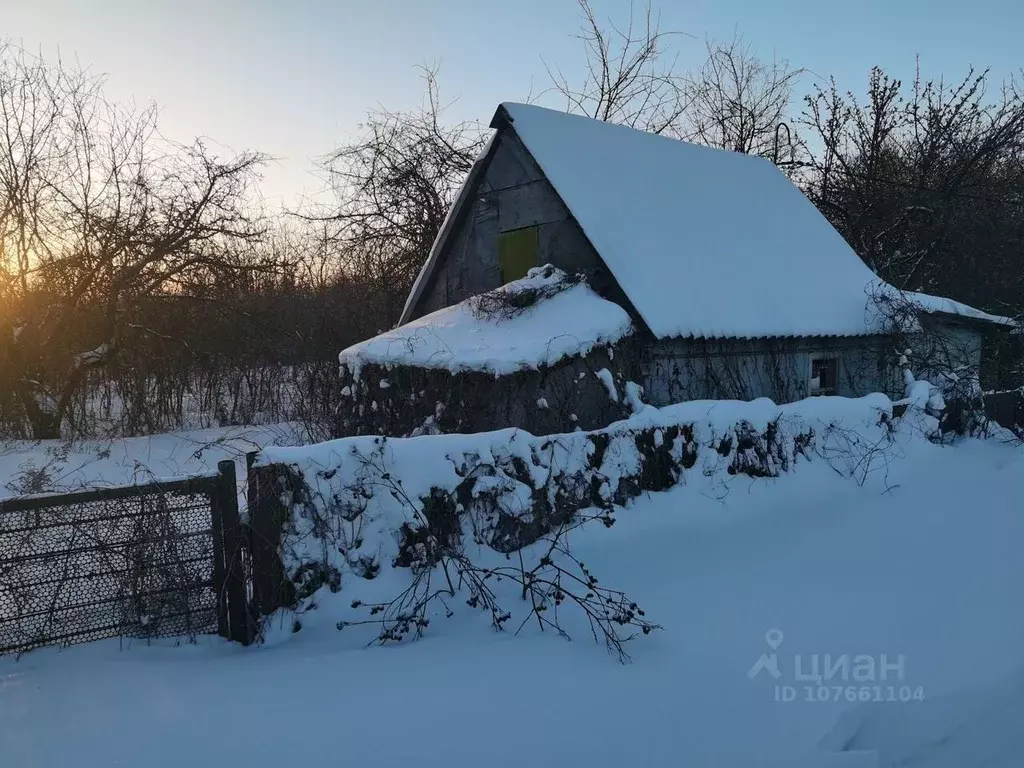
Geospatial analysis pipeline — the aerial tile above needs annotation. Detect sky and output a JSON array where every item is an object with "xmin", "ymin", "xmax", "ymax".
[{"xmin": 3, "ymin": 0, "xmax": 1021, "ymax": 208}]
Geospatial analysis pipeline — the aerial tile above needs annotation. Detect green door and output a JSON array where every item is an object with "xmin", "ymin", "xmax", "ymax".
[{"xmin": 498, "ymin": 226, "xmax": 539, "ymax": 284}]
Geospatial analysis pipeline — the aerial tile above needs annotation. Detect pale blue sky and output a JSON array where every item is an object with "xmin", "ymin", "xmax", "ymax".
[{"xmin": 3, "ymin": 0, "xmax": 1020, "ymax": 205}]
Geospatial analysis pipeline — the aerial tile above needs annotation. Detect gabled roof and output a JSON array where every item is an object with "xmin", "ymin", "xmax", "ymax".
[{"xmin": 401, "ymin": 102, "xmax": 1015, "ymax": 337}]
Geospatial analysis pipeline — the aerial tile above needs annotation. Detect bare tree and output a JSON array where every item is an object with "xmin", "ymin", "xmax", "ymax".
[
  {"xmin": 543, "ymin": 0, "xmax": 690, "ymax": 135},
  {"xmin": 800, "ymin": 64, "xmax": 1024, "ymax": 316},
  {"xmin": 0, "ymin": 44, "xmax": 268, "ymax": 439},
  {"xmin": 305, "ymin": 67, "xmax": 487, "ymax": 323},
  {"xmin": 684, "ymin": 33, "xmax": 803, "ymax": 161}
]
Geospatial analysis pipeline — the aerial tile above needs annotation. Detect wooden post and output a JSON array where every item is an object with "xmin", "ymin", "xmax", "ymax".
[
  {"xmin": 209, "ymin": 467, "xmax": 231, "ymax": 641},
  {"xmin": 247, "ymin": 462, "xmax": 294, "ymax": 620},
  {"xmin": 242, "ymin": 450, "xmax": 258, "ymax": 642},
  {"xmin": 216, "ymin": 460, "xmax": 252, "ymax": 645}
]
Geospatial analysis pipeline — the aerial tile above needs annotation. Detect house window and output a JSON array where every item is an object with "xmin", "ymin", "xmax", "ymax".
[
  {"xmin": 809, "ymin": 356, "xmax": 838, "ymax": 396},
  {"xmin": 498, "ymin": 226, "xmax": 539, "ymax": 283}
]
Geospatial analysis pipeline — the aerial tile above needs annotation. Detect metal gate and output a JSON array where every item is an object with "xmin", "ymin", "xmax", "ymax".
[{"xmin": 0, "ymin": 460, "xmax": 252, "ymax": 656}]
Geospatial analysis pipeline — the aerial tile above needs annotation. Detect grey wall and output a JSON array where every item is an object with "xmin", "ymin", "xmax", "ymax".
[
  {"xmin": 912, "ymin": 316, "xmax": 984, "ymax": 376},
  {"xmin": 411, "ymin": 129, "xmax": 617, "ymax": 319},
  {"xmin": 641, "ymin": 336, "xmax": 902, "ymax": 406}
]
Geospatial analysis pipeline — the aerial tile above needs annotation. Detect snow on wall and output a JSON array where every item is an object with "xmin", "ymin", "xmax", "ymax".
[
  {"xmin": 340, "ymin": 266, "xmax": 634, "ymax": 379},
  {"xmin": 256, "ymin": 393, "xmax": 909, "ymax": 639}
]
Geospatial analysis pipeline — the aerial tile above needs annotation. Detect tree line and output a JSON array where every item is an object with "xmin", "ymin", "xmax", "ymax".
[{"xmin": 2, "ymin": 1, "xmax": 1022, "ymax": 440}]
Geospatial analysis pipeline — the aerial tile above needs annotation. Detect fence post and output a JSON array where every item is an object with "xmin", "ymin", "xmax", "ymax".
[
  {"xmin": 216, "ymin": 460, "xmax": 252, "ymax": 645},
  {"xmin": 247, "ymin": 461, "xmax": 294, "ymax": 621},
  {"xmin": 242, "ymin": 451, "xmax": 258, "ymax": 642},
  {"xmin": 209, "ymin": 466, "xmax": 231, "ymax": 640}
]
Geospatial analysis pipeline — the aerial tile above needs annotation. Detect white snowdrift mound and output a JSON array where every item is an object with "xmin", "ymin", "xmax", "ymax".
[
  {"xmin": 815, "ymin": 668, "xmax": 1024, "ymax": 768},
  {"xmin": 338, "ymin": 265, "xmax": 634, "ymax": 377}
]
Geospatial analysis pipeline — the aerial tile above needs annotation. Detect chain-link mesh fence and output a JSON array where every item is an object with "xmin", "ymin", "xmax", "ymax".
[{"xmin": 0, "ymin": 475, "xmax": 223, "ymax": 656}]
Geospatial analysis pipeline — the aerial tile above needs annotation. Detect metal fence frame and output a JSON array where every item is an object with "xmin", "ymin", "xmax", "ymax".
[{"xmin": 0, "ymin": 460, "xmax": 251, "ymax": 656}]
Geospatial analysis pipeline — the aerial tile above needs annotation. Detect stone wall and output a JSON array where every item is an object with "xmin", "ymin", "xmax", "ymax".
[{"xmin": 335, "ymin": 337, "xmax": 645, "ymax": 438}]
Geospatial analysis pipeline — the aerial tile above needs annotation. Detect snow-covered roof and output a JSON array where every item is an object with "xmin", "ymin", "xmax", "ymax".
[
  {"xmin": 341, "ymin": 266, "xmax": 634, "ymax": 377},
  {"xmin": 867, "ymin": 284, "xmax": 1017, "ymax": 334},
  {"xmin": 490, "ymin": 103, "xmax": 1014, "ymax": 338},
  {"xmin": 901, "ymin": 290, "xmax": 1016, "ymax": 327}
]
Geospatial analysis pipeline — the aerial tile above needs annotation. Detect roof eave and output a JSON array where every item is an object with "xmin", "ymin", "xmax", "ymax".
[
  {"xmin": 924, "ymin": 309, "xmax": 1017, "ymax": 332},
  {"xmin": 656, "ymin": 331, "xmax": 891, "ymax": 342}
]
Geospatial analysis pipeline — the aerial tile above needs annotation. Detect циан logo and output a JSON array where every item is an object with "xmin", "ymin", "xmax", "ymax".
[
  {"xmin": 748, "ymin": 627, "xmax": 784, "ymax": 679},
  {"xmin": 748, "ymin": 627, "xmax": 925, "ymax": 703}
]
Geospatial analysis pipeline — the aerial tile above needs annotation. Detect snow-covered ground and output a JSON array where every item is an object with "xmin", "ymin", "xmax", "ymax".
[
  {"xmin": 818, "ymin": 665, "xmax": 1024, "ymax": 767},
  {"xmin": 1, "ymin": 419, "xmax": 1021, "ymax": 767},
  {"xmin": 0, "ymin": 423, "xmax": 303, "ymax": 500}
]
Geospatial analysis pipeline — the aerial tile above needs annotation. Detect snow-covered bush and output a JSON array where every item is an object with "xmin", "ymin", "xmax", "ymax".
[
  {"xmin": 895, "ymin": 346, "xmax": 997, "ymax": 439},
  {"xmin": 872, "ymin": 285, "xmax": 1012, "ymax": 438}
]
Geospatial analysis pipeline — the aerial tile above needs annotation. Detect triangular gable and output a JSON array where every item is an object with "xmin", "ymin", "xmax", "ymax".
[{"xmin": 399, "ymin": 134, "xmax": 499, "ymax": 326}]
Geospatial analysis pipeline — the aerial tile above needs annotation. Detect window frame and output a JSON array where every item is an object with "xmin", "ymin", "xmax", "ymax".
[
  {"xmin": 497, "ymin": 225, "xmax": 540, "ymax": 284},
  {"xmin": 808, "ymin": 354, "xmax": 840, "ymax": 397}
]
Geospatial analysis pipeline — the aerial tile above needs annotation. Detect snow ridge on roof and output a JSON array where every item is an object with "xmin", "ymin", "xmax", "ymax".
[
  {"xmin": 341, "ymin": 266, "xmax": 634, "ymax": 377},
  {"xmin": 902, "ymin": 289, "xmax": 1015, "ymax": 327},
  {"xmin": 498, "ymin": 103, "xmax": 1012, "ymax": 339}
]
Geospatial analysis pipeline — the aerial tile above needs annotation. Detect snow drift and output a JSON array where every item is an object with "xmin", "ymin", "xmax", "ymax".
[{"xmin": 816, "ymin": 667, "xmax": 1024, "ymax": 767}]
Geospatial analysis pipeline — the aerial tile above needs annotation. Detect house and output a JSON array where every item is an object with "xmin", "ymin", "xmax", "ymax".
[{"xmin": 339, "ymin": 103, "xmax": 1014, "ymax": 437}]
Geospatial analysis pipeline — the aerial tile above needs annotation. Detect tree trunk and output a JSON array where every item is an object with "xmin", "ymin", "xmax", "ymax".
[
  {"xmin": 28, "ymin": 412, "xmax": 61, "ymax": 441},
  {"xmin": 14, "ymin": 382, "xmax": 62, "ymax": 441}
]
